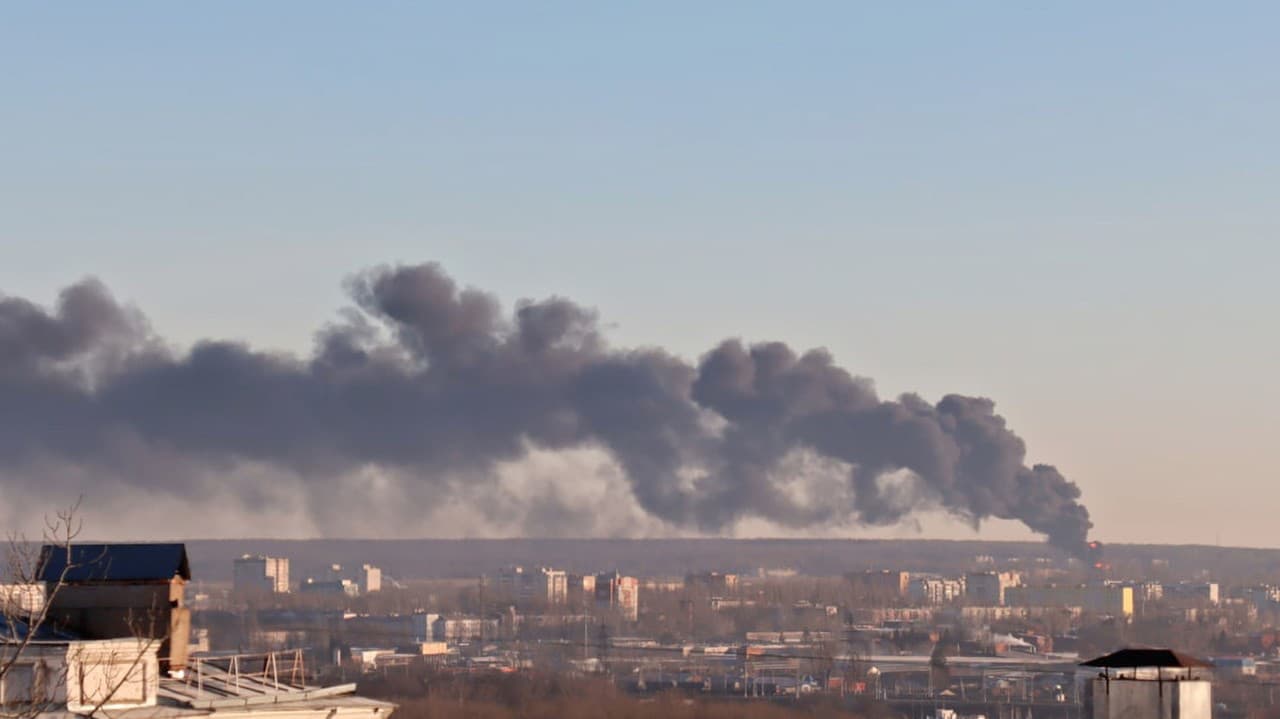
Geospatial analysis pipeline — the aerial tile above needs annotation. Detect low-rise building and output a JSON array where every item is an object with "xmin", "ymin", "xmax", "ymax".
[
  {"xmin": 685, "ymin": 572, "xmax": 739, "ymax": 594},
  {"xmin": 910, "ymin": 576, "xmax": 965, "ymax": 604},
  {"xmin": 300, "ymin": 578, "xmax": 360, "ymax": 597},
  {"xmin": 1004, "ymin": 584, "xmax": 1133, "ymax": 617},
  {"xmin": 847, "ymin": 570, "xmax": 910, "ymax": 602},
  {"xmin": 432, "ymin": 615, "xmax": 501, "ymax": 643},
  {"xmin": 1212, "ymin": 656, "xmax": 1257, "ymax": 677},
  {"xmin": 233, "ymin": 555, "xmax": 290, "ymax": 594},
  {"xmin": 1164, "ymin": 582, "xmax": 1220, "ymax": 606},
  {"xmin": 642, "ymin": 578, "xmax": 683, "ymax": 593},
  {"xmin": 1135, "ymin": 581, "xmax": 1164, "ymax": 602}
]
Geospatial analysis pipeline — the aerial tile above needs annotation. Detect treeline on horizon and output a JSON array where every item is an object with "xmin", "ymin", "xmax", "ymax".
[{"xmin": 176, "ymin": 538, "xmax": 1280, "ymax": 584}]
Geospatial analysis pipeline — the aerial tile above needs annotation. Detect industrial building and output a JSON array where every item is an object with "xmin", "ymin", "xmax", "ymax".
[{"xmin": 232, "ymin": 554, "xmax": 290, "ymax": 594}]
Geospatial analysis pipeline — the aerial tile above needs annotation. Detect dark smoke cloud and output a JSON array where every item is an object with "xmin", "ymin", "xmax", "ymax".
[{"xmin": 0, "ymin": 263, "xmax": 1091, "ymax": 552}]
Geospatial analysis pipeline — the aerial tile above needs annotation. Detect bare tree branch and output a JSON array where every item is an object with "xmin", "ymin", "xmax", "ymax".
[{"xmin": 1, "ymin": 500, "xmax": 166, "ymax": 719}]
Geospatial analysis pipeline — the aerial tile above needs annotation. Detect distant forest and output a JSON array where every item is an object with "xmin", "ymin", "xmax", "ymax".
[{"xmin": 174, "ymin": 538, "xmax": 1280, "ymax": 585}]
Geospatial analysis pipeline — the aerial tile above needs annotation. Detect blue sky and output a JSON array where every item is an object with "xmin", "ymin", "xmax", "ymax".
[{"xmin": 2, "ymin": 3, "xmax": 1277, "ymax": 544}]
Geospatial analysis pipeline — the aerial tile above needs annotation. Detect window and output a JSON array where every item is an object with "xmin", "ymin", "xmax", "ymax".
[
  {"xmin": 1, "ymin": 664, "xmax": 35, "ymax": 704},
  {"xmin": 77, "ymin": 658, "xmax": 147, "ymax": 707}
]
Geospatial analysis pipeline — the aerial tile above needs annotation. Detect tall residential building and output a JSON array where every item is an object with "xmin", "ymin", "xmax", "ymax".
[
  {"xmin": 595, "ymin": 571, "xmax": 639, "ymax": 622},
  {"xmin": 233, "ymin": 554, "xmax": 290, "ymax": 594},
  {"xmin": 496, "ymin": 566, "xmax": 567, "ymax": 607},
  {"xmin": 846, "ymin": 570, "xmax": 910, "ymax": 602},
  {"xmin": 965, "ymin": 571, "xmax": 1021, "ymax": 605},
  {"xmin": 360, "ymin": 564, "xmax": 382, "ymax": 593},
  {"xmin": 537, "ymin": 567, "xmax": 567, "ymax": 605},
  {"xmin": 567, "ymin": 573, "xmax": 597, "ymax": 609}
]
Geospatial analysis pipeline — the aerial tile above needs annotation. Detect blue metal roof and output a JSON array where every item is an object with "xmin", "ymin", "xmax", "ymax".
[
  {"xmin": 38, "ymin": 543, "xmax": 191, "ymax": 583},
  {"xmin": 0, "ymin": 615, "xmax": 82, "ymax": 642}
]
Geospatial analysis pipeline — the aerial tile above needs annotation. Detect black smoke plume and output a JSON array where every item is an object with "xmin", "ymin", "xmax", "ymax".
[{"xmin": 0, "ymin": 263, "xmax": 1091, "ymax": 552}]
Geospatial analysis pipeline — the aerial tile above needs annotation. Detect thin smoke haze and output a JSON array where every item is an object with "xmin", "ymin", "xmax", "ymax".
[{"xmin": 0, "ymin": 263, "xmax": 1091, "ymax": 553}]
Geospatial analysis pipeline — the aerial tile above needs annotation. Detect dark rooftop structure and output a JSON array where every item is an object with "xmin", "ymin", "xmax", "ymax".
[
  {"xmin": 1081, "ymin": 648, "xmax": 1213, "ymax": 669},
  {"xmin": 38, "ymin": 543, "xmax": 191, "ymax": 584}
]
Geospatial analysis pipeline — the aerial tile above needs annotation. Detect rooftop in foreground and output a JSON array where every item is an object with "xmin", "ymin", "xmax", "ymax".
[{"xmin": 1081, "ymin": 648, "xmax": 1212, "ymax": 669}]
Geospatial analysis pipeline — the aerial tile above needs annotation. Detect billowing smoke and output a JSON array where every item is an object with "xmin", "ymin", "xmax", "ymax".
[{"xmin": 0, "ymin": 263, "xmax": 1091, "ymax": 553}]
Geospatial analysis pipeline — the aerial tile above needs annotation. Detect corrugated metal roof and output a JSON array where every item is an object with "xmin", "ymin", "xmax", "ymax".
[
  {"xmin": 1080, "ymin": 648, "xmax": 1212, "ymax": 668},
  {"xmin": 38, "ymin": 543, "xmax": 191, "ymax": 583}
]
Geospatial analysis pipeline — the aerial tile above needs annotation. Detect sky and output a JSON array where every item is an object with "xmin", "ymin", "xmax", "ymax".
[{"xmin": 1, "ymin": 3, "xmax": 1277, "ymax": 545}]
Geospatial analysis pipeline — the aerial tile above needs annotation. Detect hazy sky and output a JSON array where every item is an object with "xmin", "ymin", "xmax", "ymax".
[{"xmin": 2, "ymin": 3, "xmax": 1277, "ymax": 545}]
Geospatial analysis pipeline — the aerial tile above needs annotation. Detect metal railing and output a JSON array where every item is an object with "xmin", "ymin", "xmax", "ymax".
[{"xmin": 183, "ymin": 649, "xmax": 308, "ymax": 696}]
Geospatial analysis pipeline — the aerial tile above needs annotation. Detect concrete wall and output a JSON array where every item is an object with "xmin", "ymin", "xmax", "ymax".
[
  {"xmin": 1092, "ymin": 676, "xmax": 1211, "ymax": 719},
  {"xmin": 66, "ymin": 638, "xmax": 161, "ymax": 711},
  {"xmin": 0, "ymin": 638, "xmax": 159, "ymax": 712}
]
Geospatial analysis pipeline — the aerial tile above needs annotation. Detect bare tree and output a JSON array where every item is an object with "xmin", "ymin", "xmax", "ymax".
[
  {"xmin": 0, "ymin": 501, "xmax": 168, "ymax": 719},
  {"xmin": 1, "ymin": 501, "xmax": 90, "ymax": 716}
]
